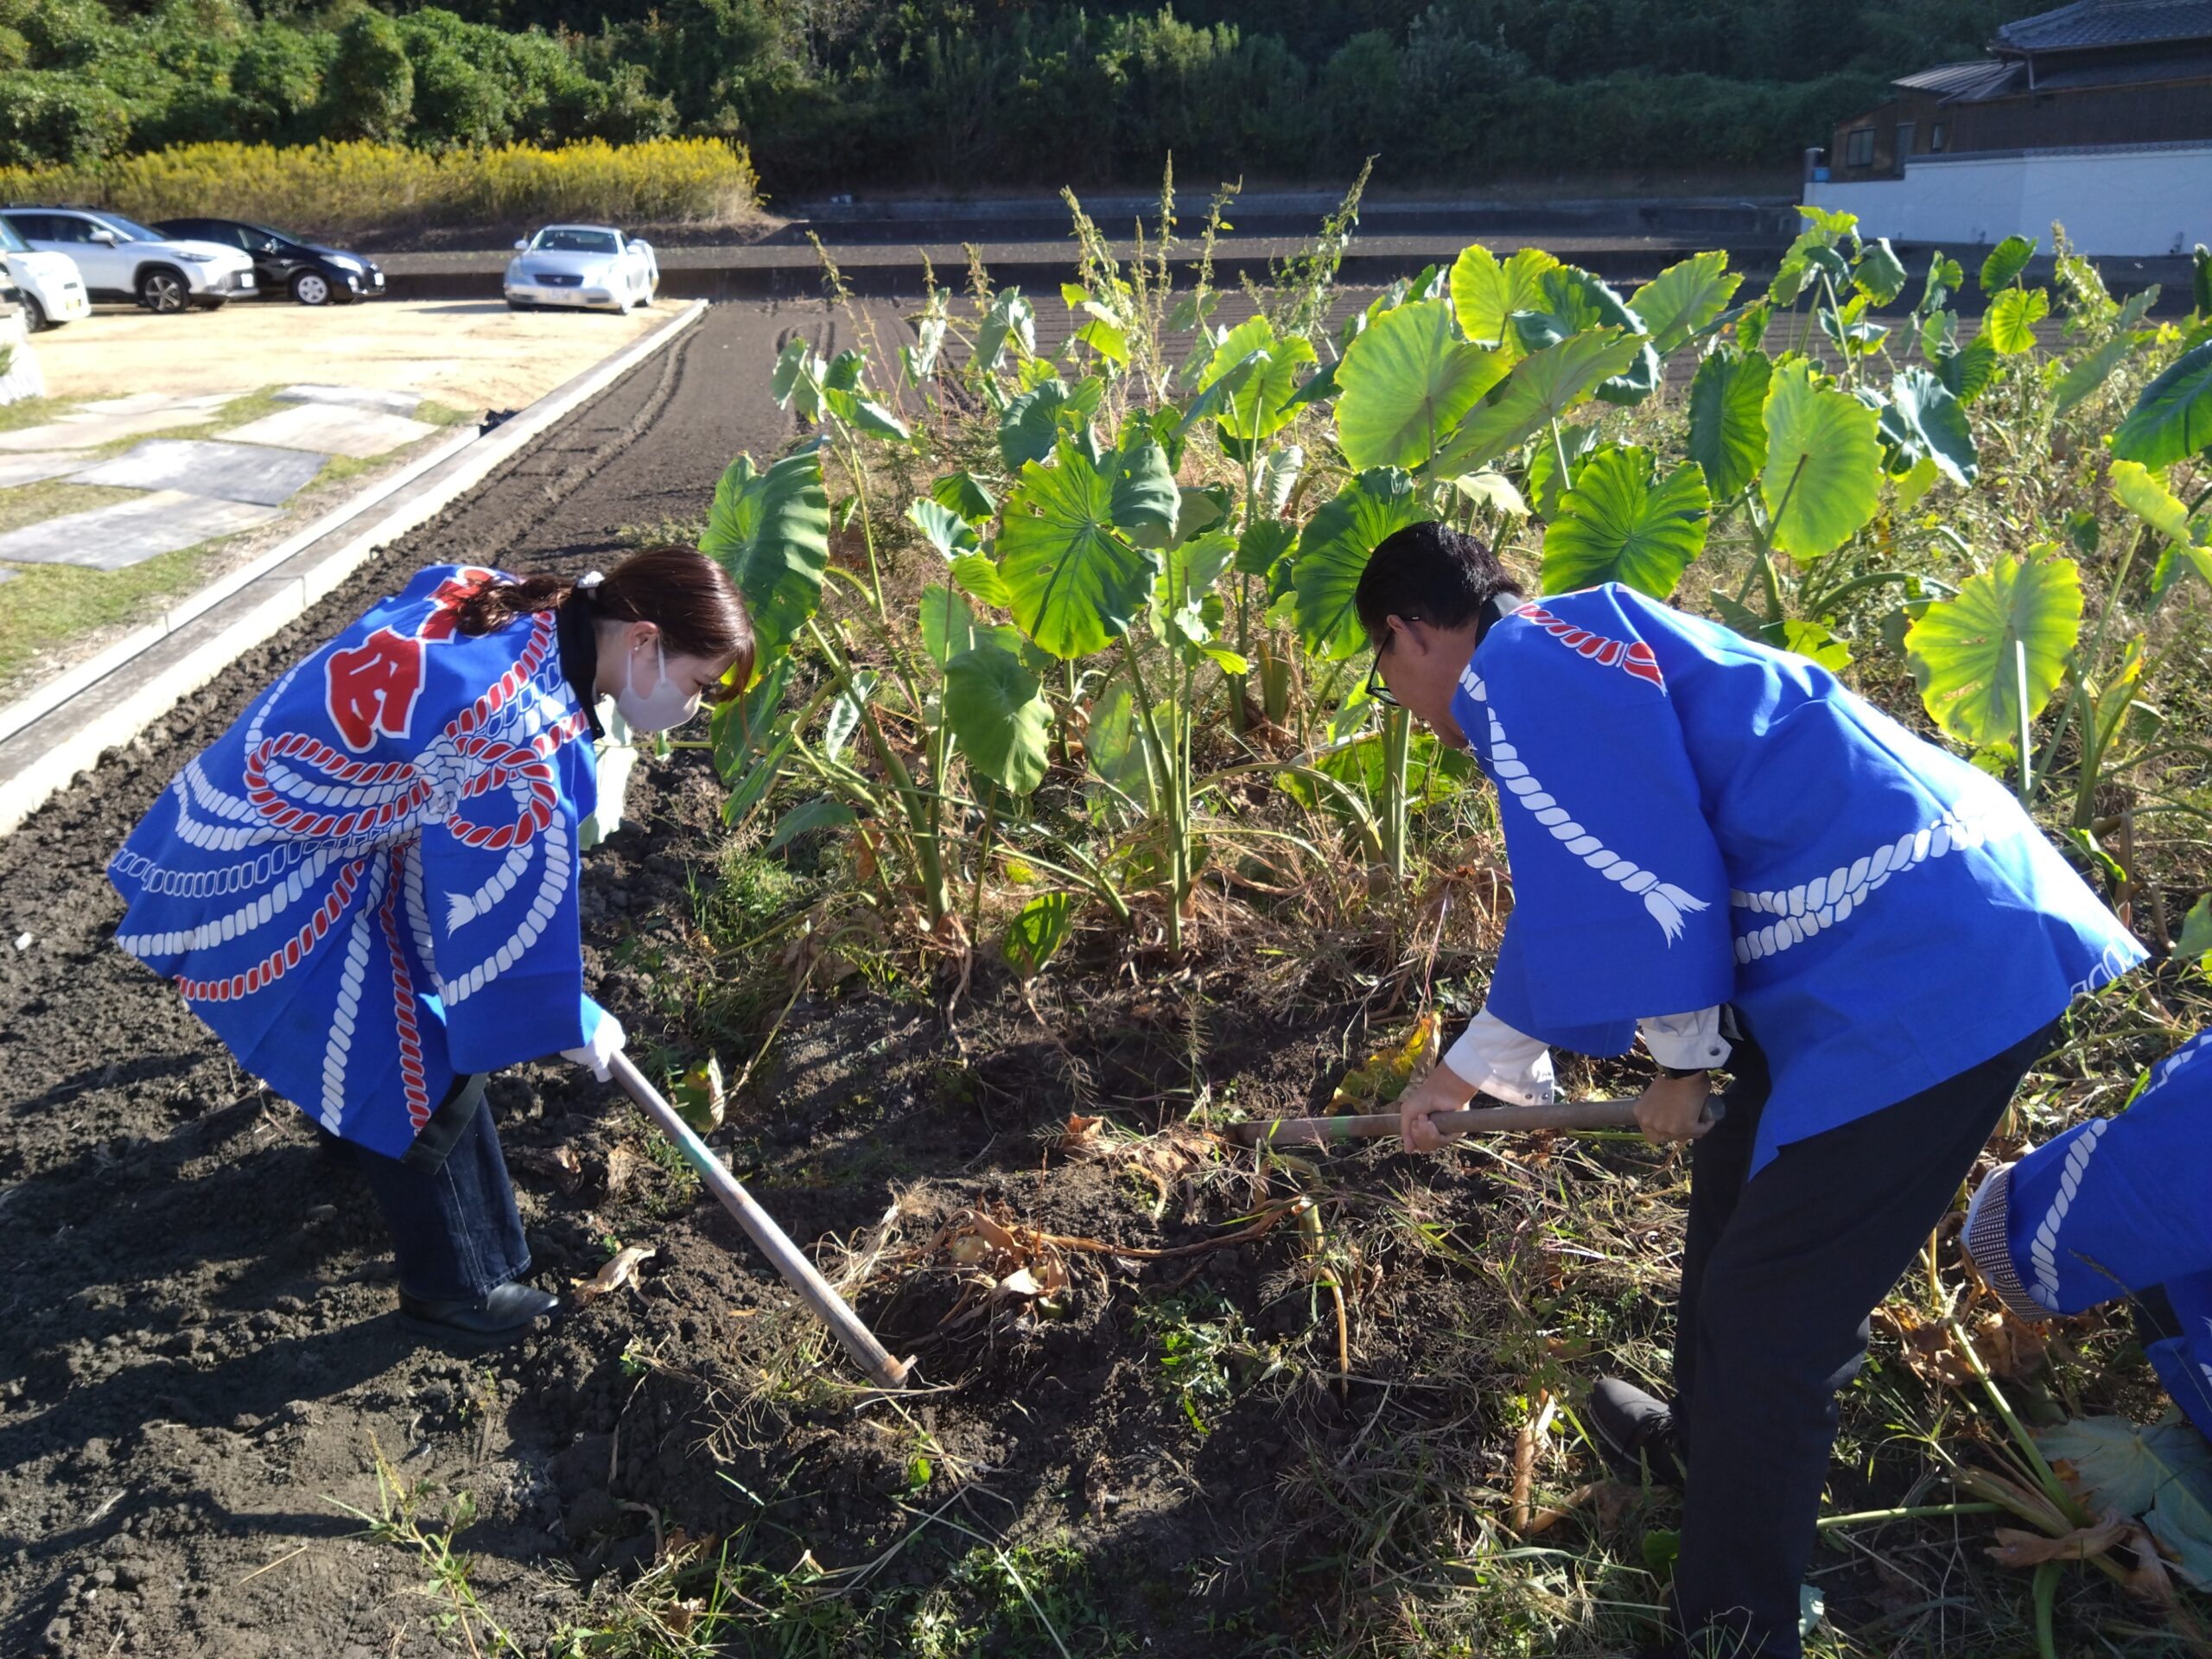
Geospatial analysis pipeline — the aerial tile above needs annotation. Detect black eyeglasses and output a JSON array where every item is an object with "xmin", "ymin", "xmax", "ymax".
[{"xmin": 1365, "ymin": 620, "xmax": 1408, "ymax": 708}]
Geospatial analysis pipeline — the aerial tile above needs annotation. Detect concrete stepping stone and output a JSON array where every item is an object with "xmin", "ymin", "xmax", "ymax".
[
  {"xmin": 0, "ymin": 490, "xmax": 281, "ymax": 571},
  {"xmin": 0, "ymin": 451, "xmax": 91, "ymax": 488},
  {"xmin": 276, "ymin": 384, "xmax": 424, "ymax": 416},
  {"xmin": 0, "ymin": 405, "xmax": 238, "ymax": 452},
  {"xmin": 77, "ymin": 392, "xmax": 233, "ymax": 416},
  {"xmin": 224, "ymin": 403, "xmax": 439, "ymax": 461},
  {"xmin": 69, "ymin": 439, "xmax": 327, "ymax": 506}
]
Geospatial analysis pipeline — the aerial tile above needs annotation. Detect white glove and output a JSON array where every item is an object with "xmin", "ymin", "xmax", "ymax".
[
  {"xmin": 562, "ymin": 1004, "xmax": 626, "ymax": 1082},
  {"xmin": 1442, "ymin": 1006, "xmax": 1555, "ymax": 1106}
]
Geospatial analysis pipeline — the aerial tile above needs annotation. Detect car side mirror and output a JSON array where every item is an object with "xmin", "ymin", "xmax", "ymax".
[
  {"xmin": 260, "ymin": 240, "xmax": 281, "ymax": 255},
  {"xmin": 90, "ymin": 228, "xmax": 118, "ymax": 245},
  {"xmin": 513, "ymin": 239, "xmax": 528, "ymax": 252}
]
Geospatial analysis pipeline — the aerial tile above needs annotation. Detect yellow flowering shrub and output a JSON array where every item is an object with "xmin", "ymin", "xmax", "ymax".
[{"xmin": 0, "ymin": 138, "xmax": 760, "ymax": 235}]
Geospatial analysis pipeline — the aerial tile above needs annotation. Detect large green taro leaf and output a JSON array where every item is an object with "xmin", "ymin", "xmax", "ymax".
[
  {"xmin": 1985, "ymin": 286, "xmax": 2050, "ymax": 355},
  {"xmin": 1879, "ymin": 366, "xmax": 1979, "ymax": 487},
  {"xmin": 1540, "ymin": 444, "xmax": 1709, "ymax": 601},
  {"xmin": 1904, "ymin": 550, "xmax": 2082, "ymax": 747},
  {"xmin": 1448, "ymin": 243, "xmax": 1559, "ymax": 354},
  {"xmin": 1760, "ymin": 361, "xmax": 1882, "ymax": 561},
  {"xmin": 998, "ymin": 375, "xmax": 1102, "ymax": 469},
  {"xmin": 1292, "ymin": 468, "xmax": 1424, "ymax": 662},
  {"xmin": 1688, "ymin": 346, "xmax": 1771, "ymax": 501},
  {"xmin": 2037, "ymin": 1416, "xmax": 2212, "ymax": 1591},
  {"xmin": 1427, "ymin": 329, "xmax": 1645, "ymax": 476},
  {"xmin": 1979, "ymin": 234, "xmax": 2037, "ymax": 293},
  {"xmin": 1334, "ymin": 298, "xmax": 1506, "ymax": 471},
  {"xmin": 1198, "ymin": 315, "xmax": 1318, "ymax": 444},
  {"xmin": 944, "ymin": 642, "xmax": 1052, "ymax": 795},
  {"xmin": 996, "ymin": 434, "xmax": 1173, "ymax": 659},
  {"xmin": 2112, "ymin": 341, "xmax": 2212, "ymax": 467},
  {"xmin": 1630, "ymin": 251, "xmax": 1741, "ymax": 356},
  {"xmin": 699, "ymin": 442, "xmax": 830, "ymax": 663}
]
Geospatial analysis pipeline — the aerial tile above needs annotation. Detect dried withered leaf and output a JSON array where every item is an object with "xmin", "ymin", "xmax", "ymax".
[
  {"xmin": 1973, "ymin": 1308, "xmax": 2050, "ymax": 1381},
  {"xmin": 605, "ymin": 1144, "xmax": 636, "ymax": 1198},
  {"xmin": 571, "ymin": 1243, "xmax": 658, "ymax": 1301},
  {"xmin": 1522, "ymin": 1480, "xmax": 1634, "ymax": 1535},
  {"xmin": 1986, "ymin": 1510, "xmax": 2130, "ymax": 1569},
  {"xmin": 1059, "ymin": 1114, "xmax": 1103, "ymax": 1153}
]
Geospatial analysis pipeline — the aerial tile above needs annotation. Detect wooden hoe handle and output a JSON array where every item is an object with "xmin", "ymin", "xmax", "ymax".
[
  {"xmin": 1229, "ymin": 1097, "xmax": 1646, "ymax": 1147},
  {"xmin": 608, "ymin": 1052, "xmax": 911, "ymax": 1390}
]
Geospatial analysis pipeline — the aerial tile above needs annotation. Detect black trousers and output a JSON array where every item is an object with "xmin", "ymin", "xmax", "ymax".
[
  {"xmin": 1670, "ymin": 1019, "xmax": 2055, "ymax": 1658},
  {"xmin": 320, "ymin": 1075, "xmax": 531, "ymax": 1304}
]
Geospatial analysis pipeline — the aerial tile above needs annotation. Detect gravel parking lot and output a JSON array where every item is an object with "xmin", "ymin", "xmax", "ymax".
[{"xmin": 29, "ymin": 297, "xmax": 683, "ymax": 415}]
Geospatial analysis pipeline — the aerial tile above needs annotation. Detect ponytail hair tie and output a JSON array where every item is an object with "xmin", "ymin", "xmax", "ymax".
[{"xmin": 575, "ymin": 569, "xmax": 606, "ymax": 591}]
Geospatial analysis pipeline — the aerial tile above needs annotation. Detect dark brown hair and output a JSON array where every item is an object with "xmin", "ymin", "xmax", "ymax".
[{"xmin": 455, "ymin": 546, "xmax": 754, "ymax": 700}]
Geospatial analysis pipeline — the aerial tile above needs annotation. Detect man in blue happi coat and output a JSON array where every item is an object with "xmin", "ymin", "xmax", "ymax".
[
  {"xmin": 1358, "ymin": 523, "xmax": 2141, "ymax": 1657},
  {"xmin": 1965, "ymin": 1028, "xmax": 2212, "ymax": 1443}
]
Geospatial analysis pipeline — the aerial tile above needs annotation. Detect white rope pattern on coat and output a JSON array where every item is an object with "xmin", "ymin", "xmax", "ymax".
[
  {"xmin": 1728, "ymin": 801, "xmax": 2015, "ymax": 965},
  {"xmin": 320, "ymin": 850, "xmax": 391, "ymax": 1133},
  {"xmin": 1462, "ymin": 666, "xmax": 1711, "ymax": 942},
  {"xmin": 2028, "ymin": 1118, "xmax": 2109, "ymax": 1310}
]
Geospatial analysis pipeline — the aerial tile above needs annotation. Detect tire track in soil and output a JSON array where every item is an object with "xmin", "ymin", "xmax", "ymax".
[{"xmin": 0, "ymin": 300, "xmax": 842, "ymax": 1659}]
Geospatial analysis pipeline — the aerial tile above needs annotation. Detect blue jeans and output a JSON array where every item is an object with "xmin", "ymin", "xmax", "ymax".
[{"xmin": 322, "ymin": 1077, "xmax": 531, "ymax": 1303}]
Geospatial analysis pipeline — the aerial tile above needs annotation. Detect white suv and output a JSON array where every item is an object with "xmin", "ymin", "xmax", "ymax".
[
  {"xmin": 0, "ymin": 214, "xmax": 89, "ymax": 329},
  {"xmin": 0, "ymin": 207, "xmax": 257, "ymax": 314}
]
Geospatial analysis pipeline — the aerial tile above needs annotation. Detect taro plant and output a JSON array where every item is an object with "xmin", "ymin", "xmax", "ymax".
[{"xmin": 685, "ymin": 185, "xmax": 2205, "ymax": 980}]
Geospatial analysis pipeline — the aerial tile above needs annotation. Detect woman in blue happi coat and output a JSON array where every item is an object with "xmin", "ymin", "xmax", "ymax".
[
  {"xmin": 1360, "ymin": 523, "xmax": 2140, "ymax": 1658},
  {"xmin": 108, "ymin": 548, "xmax": 752, "ymax": 1340},
  {"xmin": 1965, "ymin": 1028, "xmax": 2212, "ymax": 1442}
]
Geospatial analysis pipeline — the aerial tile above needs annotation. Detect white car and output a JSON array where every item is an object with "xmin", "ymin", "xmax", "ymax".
[
  {"xmin": 504, "ymin": 226, "xmax": 658, "ymax": 313},
  {"xmin": 0, "ymin": 207, "xmax": 257, "ymax": 315},
  {"xmin": 0, "ymin": 214, "xmax": 89, "ymax": 330}
]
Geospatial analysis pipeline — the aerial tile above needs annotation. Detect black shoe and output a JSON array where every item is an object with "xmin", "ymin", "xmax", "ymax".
[
  {"xmin": 1589, "ymin": 1376, "xmax": 1688, "ymax": 1488},
  {"xmin": 398, "ymin": 1282, "xmax": 559, "ymax": 1343}
]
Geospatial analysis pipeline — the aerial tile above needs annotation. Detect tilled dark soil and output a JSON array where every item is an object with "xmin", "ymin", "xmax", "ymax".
[
  {"xmin": 0, "ymin": 295, "xmax": 1551, "ymax": 1659},
  {"xmin": 7, "ymin": 284, "xmax": 2137, "ymax": 1659}
]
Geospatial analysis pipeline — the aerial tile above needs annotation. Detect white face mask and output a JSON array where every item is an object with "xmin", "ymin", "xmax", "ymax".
[{"xmin": 614, "ymin": 638, "xmax": 701, "ymax": 734}]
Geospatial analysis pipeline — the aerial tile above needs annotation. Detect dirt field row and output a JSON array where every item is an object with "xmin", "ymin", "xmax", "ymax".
[{"xmin": 0, "ymin": 299, "xmax": 824, "ymax": 1656}]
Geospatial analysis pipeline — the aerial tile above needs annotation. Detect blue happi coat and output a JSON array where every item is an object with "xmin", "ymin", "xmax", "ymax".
[
  {"xmin": 108, "ymin": 564, "xmax": 602, "ymax": 1160},
  {"xmin": 1968, "ymin": 1030, "xmax": 2212, "ymax": 1440},
  {"xmin": 1450, "ymin": 584, "xmax": 2143, "ymax": 1173}
]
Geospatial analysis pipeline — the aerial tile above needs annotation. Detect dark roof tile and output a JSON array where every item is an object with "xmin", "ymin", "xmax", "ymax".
[{"xmin": 1998, "ymin": 0, "xmax": 2212, "ymax": 53}]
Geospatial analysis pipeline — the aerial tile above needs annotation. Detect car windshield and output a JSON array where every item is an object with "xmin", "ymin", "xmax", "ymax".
[
  {"xmin": 0, "ymin": 219, "xmax": 25, "ymax": 254},
  {"xmin": 93, "ymin": 214, "xmax": 163, "ymax": 243},
  {"xmin": 250, "ymin": 223, "xmax": 303, "ymax": 246},
  {"xmin": 531, "ymin": 229, "xmax": 620, "ymax": 255}
]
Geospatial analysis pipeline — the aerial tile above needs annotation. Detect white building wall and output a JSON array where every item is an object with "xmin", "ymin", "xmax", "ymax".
[{"xmin": 1805, "ymin": 143, "xmax": 2212, "ymax": 256}]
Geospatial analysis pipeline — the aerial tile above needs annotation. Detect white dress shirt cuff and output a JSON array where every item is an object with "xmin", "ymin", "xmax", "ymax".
[
  {"xmin": 1640, "ymin": 1007, "xmax": 1732, "ymax": 1071},
  {"xmin": 1443, "ymin": 1007, "xmax": 1556, "ymax": 1106}
]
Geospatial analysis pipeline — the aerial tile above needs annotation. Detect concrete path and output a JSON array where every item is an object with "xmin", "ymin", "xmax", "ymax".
[
  {"xmin": 224, "ymin": 404, "xmax": 440, "ymax": 460},
  {"xmin": 0, "ymin": 491, "xmax": 282, "ymax": 571},
  {"xmin": 69, "ymin": 439, "xmax": 328, "ymax": 507}
]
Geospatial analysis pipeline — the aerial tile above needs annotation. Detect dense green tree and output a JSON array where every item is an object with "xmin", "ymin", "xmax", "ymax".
[
  {"xmin": 5, "ymin": 1, "xmax": 2058, "ymax": 191},
  {"xmin": 321, "ymin": 8, "xmax": 414, "ymax": 141}
]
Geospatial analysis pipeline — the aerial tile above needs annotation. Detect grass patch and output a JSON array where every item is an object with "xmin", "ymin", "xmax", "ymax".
[
  {"xmin": 0, "ymin": 536, "xmax": 220, "ymax": 688},
  {"xmin": 0, "ymin": 394, "xmax": 72, "ymax": 435},
  {"xmin": 0, "ymin": 480, "xmax": 138, "ymax": 538}
]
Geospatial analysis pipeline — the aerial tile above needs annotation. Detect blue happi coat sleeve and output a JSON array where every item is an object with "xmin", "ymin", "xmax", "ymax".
[
  {"xmin": 1452, "ymin": 590, "xmax": 1736, "ymax": 1053},
  {"xmin": 1965, "ymin": 1029, "xmax": 2212, "ymax": 1440},
  {"xmin": 1969, "ymin": 1030, "xmax": 2212, "ymax": 1316}
]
